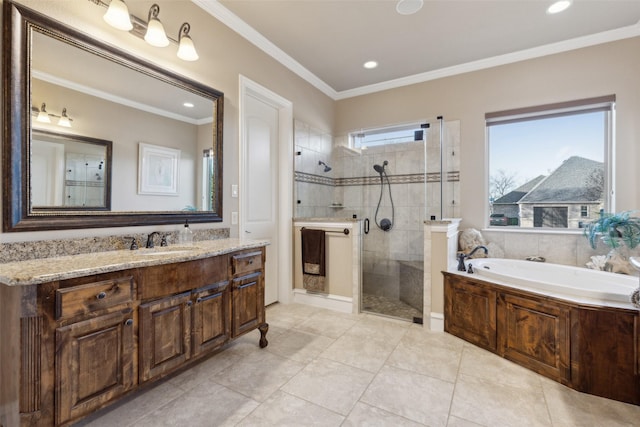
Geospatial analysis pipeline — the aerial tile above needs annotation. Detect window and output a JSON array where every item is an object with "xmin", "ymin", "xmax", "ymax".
[
  {"xmin": 486, "ymin": 96, "xmax": 614, "ymax": 229},
  {"xmin": 350, "ymin": 122, "xmax": 426, "ymax": 149}
]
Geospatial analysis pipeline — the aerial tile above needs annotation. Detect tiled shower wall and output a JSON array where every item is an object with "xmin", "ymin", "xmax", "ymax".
[
  {"xmin": 294, "ymin": 120, "xmax": 334, "ymax": 218},
  {"xmin": 294, "ymin": 119, "xmax": 461, "ymax": 303}
]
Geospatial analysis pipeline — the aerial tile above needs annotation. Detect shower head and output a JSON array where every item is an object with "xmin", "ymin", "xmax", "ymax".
[
  {"xmin": 373, "ymin": 160, "xmax": 388, "ymax": 174},
  {"xmin": 318, "ymin": 160, "xmax": 332, "ymax": 172}
]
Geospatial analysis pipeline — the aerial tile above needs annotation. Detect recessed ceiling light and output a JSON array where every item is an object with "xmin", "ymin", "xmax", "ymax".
[
  {"xmin": 363, "ymin": 61, "xmax": 378, "ymax": 69},
  {"xmin": 183, "ymin": 102, "xmax": 194, "ymax": 108},
  {"xmin": 547, "ymin": 0, "xmax": 572, "ymax": 14},
  {"xmin": 396, "ymin": 0, "xmax": 423, "ymax": 15}
]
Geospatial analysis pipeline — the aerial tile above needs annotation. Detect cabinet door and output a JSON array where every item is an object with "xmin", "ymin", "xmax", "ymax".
[
  {"xmin": 498, "ymin": 293, "xmax": 570, "ymax": 381},
  {"xmin": 232, "ymin": 272, "xmax": 264, "ymax": 337},
  {"xmin": 444, "ymin": 276, "xmax": 497, "ymax": 351},
  {"xmin": 192, "ymin": 281, "xmax": 231, "ymax": 356},
  {"xmin": 56, "ymin": 309, "xmax": 135, "ymax": 425},
  {"xmin": 139, "ymin": 292, "xmax": 192, "ymax": 382}
]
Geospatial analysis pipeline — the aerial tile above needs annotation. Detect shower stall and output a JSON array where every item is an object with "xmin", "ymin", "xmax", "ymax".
[{"xmin": 294, "ymin": 118, "xmax": 460, "ymax": 322}]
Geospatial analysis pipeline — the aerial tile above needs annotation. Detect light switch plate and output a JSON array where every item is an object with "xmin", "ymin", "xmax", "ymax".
[
  {"xmin": 231, "ymin": 211, "xmax": 238, "ymax": 225},
  {"xmin": 231, "ymin": 184, "xmax": 238, "ymax": 198}
]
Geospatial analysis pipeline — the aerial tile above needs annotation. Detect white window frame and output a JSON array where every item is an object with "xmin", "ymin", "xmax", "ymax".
[
  {"xmin": 485, "ymin": 95, "xmax": 615, "ymax": 231},
  {"xmin": 349, "ymin": 122, "xmax": 427, "ymax": 149}
]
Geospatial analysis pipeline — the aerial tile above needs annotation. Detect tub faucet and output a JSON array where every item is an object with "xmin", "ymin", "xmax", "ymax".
[
  {"xmin": 468, "ymin": 245, "xmax": 488, "ymax": 258},
  {"xmin": 457, "ymin": 245, "xmax": 488, "ymax": 271}
]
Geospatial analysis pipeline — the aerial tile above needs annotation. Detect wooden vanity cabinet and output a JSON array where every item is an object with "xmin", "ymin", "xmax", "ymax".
[
  {"xmin": 53, "ymin": 275, "xmax": 137, "ymax": 426},
  {"xmin": 230, "ymin": 250, "xmax": 269, "ymax": 347},
  {"xmin": 192, "ymin": 280, "xmax": 231, "ymax": 356},
  {"xmin": 1, "ymin": 246, "xmax": 267, "ymax": 427},
  {"xmin": 55, "ymin": 308, "xmax": 135, "ymax": 425},
  {"xmin": 139, "ymin": 292, "xmax": 192, "ymax": 382}
]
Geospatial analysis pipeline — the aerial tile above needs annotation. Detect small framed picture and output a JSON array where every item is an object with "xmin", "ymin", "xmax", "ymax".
[{"xmin": 138, "ymin": 143, "xmax": 180, "ymax": 195}]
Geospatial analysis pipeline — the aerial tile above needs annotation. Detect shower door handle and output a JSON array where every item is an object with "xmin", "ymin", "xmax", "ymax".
[{"xmin": 364, "ymin": 218, "xmax": 370, "ymax": 234}]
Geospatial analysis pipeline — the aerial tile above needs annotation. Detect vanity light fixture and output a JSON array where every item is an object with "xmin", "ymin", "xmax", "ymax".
[
  {"xmin": 144, "ymin": 4, "xmax": 169, "ymax": 47},
  {"xmin": 32, "ymin": 103, "xmax": 73, "ymax": 127},
  {"xmin": 58, "ymin": 108, "xmax": 72, "ymax": 128},
  {"xmin": 103, "ymin": 0, "xmax": 132, "ymax": 31},
  {"xmin": 36, "ymin": 103, "xmax": 51, "ymax": 123},
  {"xmin": 177, "ymin": 23, "xmax": 199, "ymax": 61},
  {"xmin": 92, "ymin": 0, "xmax": 199, "ymax": 61}
]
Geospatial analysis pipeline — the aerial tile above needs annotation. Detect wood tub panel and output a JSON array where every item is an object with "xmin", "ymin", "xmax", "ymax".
[{"xmin": 443, "ymin": 271, "xmax": 640, "ymax": 406}]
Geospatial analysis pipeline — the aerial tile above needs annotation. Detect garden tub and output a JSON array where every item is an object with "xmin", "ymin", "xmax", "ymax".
[{"xmin": 465, "ymin": 257, "xmax": 638, "ymax": 307}]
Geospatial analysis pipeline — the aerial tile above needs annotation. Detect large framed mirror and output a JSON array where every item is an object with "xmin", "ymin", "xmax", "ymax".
[{"xmin": 3, "ymin": 1, "xmax": 223, "ymax": 232}]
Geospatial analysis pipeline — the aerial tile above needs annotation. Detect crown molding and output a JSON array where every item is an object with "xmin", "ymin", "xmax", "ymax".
[
  {"xmin": 194, "ymin": 1, "xmax": 640, "ymax": 101},
  {"xmin": 193, "ymin": 0, "xmax": 338, "ymax": 99}
]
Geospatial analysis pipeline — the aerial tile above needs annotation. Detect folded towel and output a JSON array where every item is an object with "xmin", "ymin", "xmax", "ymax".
[{"xmin": 301, "ymin": 228, "xmax": 326, "ymax": 276}]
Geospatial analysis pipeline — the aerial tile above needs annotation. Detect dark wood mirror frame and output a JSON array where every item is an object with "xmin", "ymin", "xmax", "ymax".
[{"xmin": 2, "ymin": 1, "xmax": 224, "ymax": 232}]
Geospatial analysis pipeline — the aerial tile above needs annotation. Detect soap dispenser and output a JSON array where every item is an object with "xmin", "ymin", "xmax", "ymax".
[{"xmin": 179, "ymin": 219, "xmax": 193, "ymax": 245}]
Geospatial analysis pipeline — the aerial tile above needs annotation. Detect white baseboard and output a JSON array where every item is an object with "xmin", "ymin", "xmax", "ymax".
[
  {"xmin": 292, "ymin": 289, "xmax": 353, "ymax": 313},
  {"xmin": 430, "ymin": 312, "xmax": 444, "ymax": 332}
]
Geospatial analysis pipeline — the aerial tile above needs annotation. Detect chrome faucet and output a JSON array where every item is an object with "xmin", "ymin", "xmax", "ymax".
[
  {"xmin": 457, "ymin": 245, "xmax": 489, "ymax": 271},
  {"xmin": 146, "ymin": 232, "xmax": 160, "ymax": 248}
]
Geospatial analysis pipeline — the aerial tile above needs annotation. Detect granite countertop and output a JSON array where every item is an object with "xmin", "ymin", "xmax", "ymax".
[{"xmin": 0, "ymin": 238, "xmax": 269, "ymax": 287}]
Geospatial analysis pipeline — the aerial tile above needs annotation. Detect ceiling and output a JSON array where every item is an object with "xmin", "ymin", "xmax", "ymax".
[{"xmin": 197, "ymin": 0, "xmax": 640, "ymax": 100}]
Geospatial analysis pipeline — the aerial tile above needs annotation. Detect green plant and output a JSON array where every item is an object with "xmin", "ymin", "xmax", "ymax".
[{"xmin": 584, "ymin": 211, "xmax": 640, "ymax": 250}]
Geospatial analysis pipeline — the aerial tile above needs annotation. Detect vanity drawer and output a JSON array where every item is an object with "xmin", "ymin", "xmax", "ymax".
[
  {"xmin": 56, "ymin": 276, "xmax": 135, "ymax": 320},
  {"xmin": 231, "ymin": 251, "xmax": 263, "ymax": 276}
]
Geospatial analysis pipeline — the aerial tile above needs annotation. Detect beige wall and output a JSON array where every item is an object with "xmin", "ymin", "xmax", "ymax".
[
  {"xmin": 1, "ymin": 0, "xmax": 334, "ymax": 242},
  {"xmin": 335, "ymin": 37, "xmax": 640, "ymax": 230},
  {"xmin": 2, "ymin": 0, "xmax": 639, "ymax": 253}
]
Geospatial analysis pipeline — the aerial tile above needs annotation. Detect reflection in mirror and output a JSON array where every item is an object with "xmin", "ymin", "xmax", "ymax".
[
  {"xmin": 3, "ymin": 1, "xmax": 224, "ymax": 231},
  {"xmin": 31, "ymin": 130, "xmax": 112, "ymax": 210},
  {"xmin": 31, "ymin": 30, "xmax": 214, "ymax": 213}
]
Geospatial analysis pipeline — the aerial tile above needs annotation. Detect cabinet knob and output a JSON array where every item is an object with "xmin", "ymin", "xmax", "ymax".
[
  {"xmin": 196, "ymin": 297, "xmax": 203, "ymax": 304},
  {"xmin": 125, "ymin": 318, "xmax": 133, "ymax": 326},
  {"xmin": 96, "ymin": 291, "xmax": 107, "ymax": 300},
  {"xmin": 249, "ymin": 259, "xmax": 253, "ymax": 265},
  {"xmin": 186, "ymin": 300, "xmax": 193, "ymax": 306}
]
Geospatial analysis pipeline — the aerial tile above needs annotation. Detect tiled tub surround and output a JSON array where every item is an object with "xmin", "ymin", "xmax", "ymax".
[
  {"xmin": 0, "ymin": 228, "xmax": 229, "ymax": 264},
  {"xmin": 481, "ymin": 228, "xmax": 640, "ymax": 268}
]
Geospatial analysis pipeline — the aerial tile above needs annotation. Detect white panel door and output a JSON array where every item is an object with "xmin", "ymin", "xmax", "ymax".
[{"xmin": 243, "ymin": 93, "xmax": 279, "ymax": 305}]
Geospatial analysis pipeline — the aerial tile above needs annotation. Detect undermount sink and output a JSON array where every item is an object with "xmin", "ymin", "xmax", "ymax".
[{"xmin": 134, "ymin": 247, "xmax": 196, "ymax": 256}]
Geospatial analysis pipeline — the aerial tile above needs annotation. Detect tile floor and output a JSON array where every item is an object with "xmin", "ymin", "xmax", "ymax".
[{"xmin": 78, "ymin": 303, "xmax": 640, "ymax": 426}]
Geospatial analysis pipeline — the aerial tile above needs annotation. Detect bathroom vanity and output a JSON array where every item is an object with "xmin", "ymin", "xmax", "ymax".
[{"xmin": 0, "ymin": 240, "xmax": 268, "ymax": 427}]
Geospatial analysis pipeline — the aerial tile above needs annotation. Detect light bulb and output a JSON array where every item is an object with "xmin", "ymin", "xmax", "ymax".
[
  {"xmin": 144, "ymin": 4, "xmax": 169, "ymax": 47},
  {"xmin": 103, "ymin": 0, "xmax": 133, "ymax": 31},
  {"xmin": 177, "ymin": 23, "xmax": 198, "ymax": 61}
]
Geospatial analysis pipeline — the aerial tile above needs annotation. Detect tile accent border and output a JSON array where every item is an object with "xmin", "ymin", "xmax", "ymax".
[{"xmin": 295, "ymin": 171, "xmax": 460, "ymax": 187}]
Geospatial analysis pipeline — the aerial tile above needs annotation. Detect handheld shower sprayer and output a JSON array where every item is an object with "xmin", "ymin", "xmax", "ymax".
[{"xmin": 372, "ymin": 160, "xmax": 394, "ymax": 231}]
